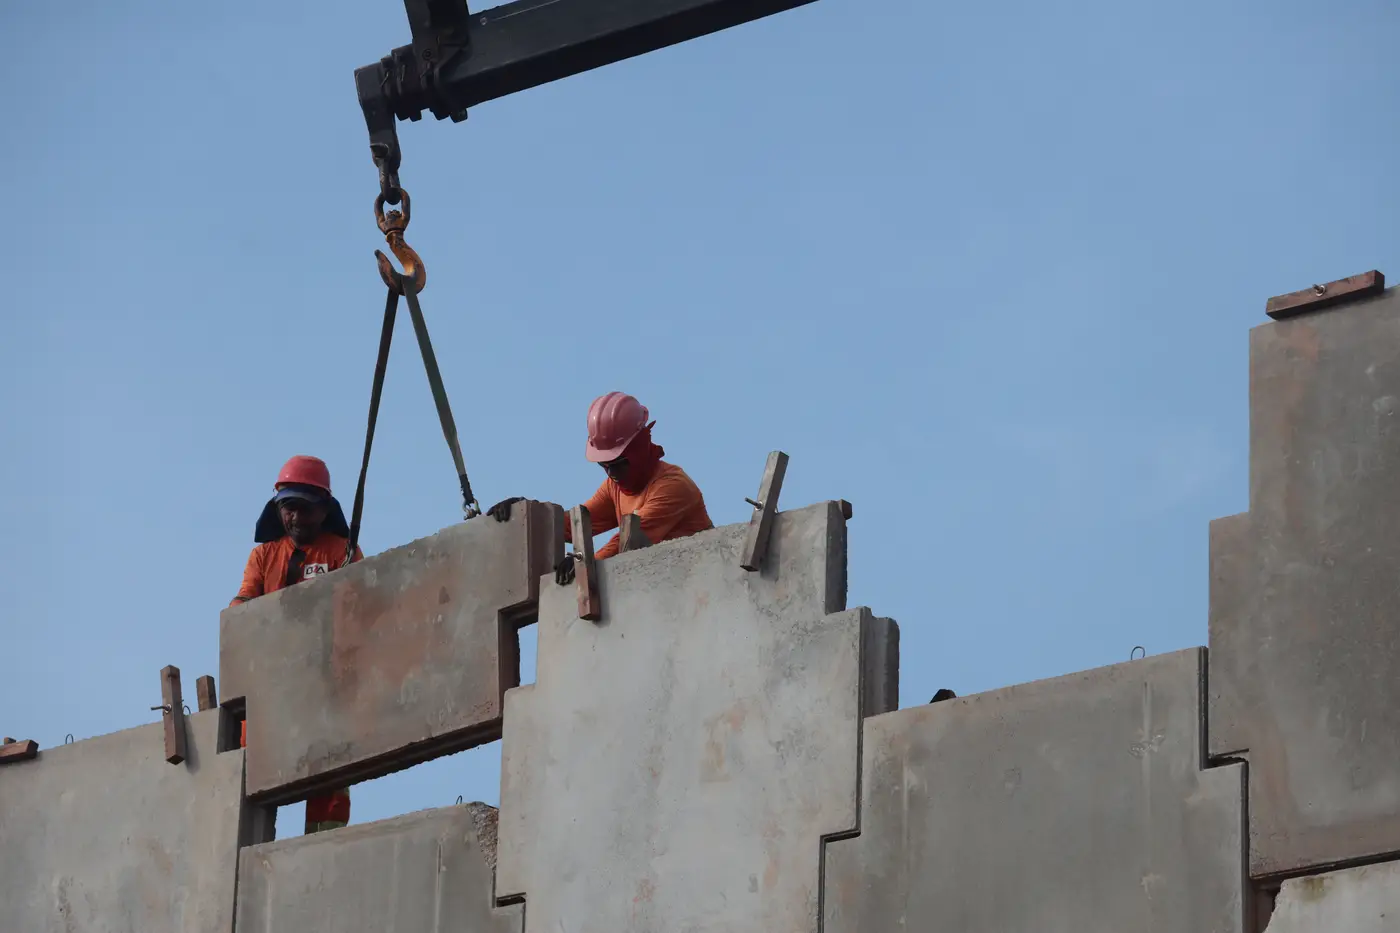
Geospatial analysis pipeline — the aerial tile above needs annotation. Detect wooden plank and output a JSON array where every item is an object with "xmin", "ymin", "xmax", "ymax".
[
  {"xmin": 1265, "ymin": 270, "xmax": 1385, "ymax": 320},
  {"xmin": 160, "ymin": 665, "xmax": 188, "ymax": 765},
  {"xmin": 740, "ymin": 451, "xmax": 790, "ymax": 572},
  {"xmin": 0, "ymin": 738, "xmax": 38, "ymax": 765},
  {"xmin": 196, "ymin": 675, "xmax": 218, "ymax": 712},
  {"xmin": 618, "ymin": 513, "xmax": 652, "ymax": 553},
  {"xmin": 571, "ymin": 506, "xmax": 602, "ymax": 622}
]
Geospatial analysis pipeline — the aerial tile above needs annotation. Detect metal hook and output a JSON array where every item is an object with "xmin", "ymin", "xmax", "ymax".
[
  {"xmin": 1130, "ymin": 646, "xmax": 1146, "ymax": 661},
  {"xmin": 376, "ymin": 236, "xmax": 427, "ymax": 295},
  {"xmin": 183, "ymin": 704, "xmax": 191, "ymax": 716},
  {"xmin": 374, "ymin": 189, "xmax": 426, "ymax": 295},
  {"xmin": 456, "ymin": 795, "xmax": 464, "ymax": 805},
  {"xmin": 64, "ymin": 733, "xmax": 74, "ymax": 744}
]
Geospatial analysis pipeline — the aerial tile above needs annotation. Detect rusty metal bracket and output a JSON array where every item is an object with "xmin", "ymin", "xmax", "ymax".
[
  {"xmin": 571, "ymin": 505, "xmax": 602, "ymax": 622},
  {"xmin": 740, "ymin": 450, "xmax": 789, "ymax": 572},
  {"xmin": 0, "ymin": 738, "xmax": 38, "ymax": 765},
  {"xmin": 1265, "ymin": 270, "xmax": 1385, "ymax": 320},
  {"xmin": 619, "ymin": 513, "xmax": 652, "ymax": 553},
  {"xmin": 157, "ymin": 665, "xmax": 188, "ymax": 765},
  {"xmin": 196, "ymin": 675, "xmax": 218, "ymax": 712}
]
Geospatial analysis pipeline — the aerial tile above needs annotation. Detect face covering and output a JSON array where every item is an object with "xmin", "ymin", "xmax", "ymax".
[{"xmin": 614, "ymin": 423, "xmax": 665, "ymax": 494}]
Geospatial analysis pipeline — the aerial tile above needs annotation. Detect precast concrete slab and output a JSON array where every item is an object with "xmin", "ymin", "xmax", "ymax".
[
  {"xmin": 1209, "ymin": 285, "xmax": 1400, "ymax": 876},
  {"xmin": 824, "ymin": 648, "xmax": 1246, "ymax": 933},
  {"xmin": 1264, "ymin": 861, "xmax": 1400, "ymax": 933},
  {"xmin": 221, "ymin": 500, "xmax": 564, "ymax": 804},
  {"xmin": 496, "ymin": 501, "xmax": 898, "ymax": 933},
  {"xmin": 237, "ymin": 804, "xmax": 519, "ymax": 933},
  {"xmin": 0, "ymin": 710, "xmax": 243, "ymax": 933}
]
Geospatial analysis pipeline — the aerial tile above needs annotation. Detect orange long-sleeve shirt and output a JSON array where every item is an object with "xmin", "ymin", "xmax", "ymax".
[
  {"xmin": 230, "ymin": 532, "xmax": 362, "ymax": 607},
  {"xmin": 565, "ymin": 461, "xmax": 713, "ymax": 559}
]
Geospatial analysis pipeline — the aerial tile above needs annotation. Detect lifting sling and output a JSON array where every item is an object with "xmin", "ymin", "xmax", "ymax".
[{"xmin": 345, "ymin": 187, "xmax": 480, "ymax": 563}]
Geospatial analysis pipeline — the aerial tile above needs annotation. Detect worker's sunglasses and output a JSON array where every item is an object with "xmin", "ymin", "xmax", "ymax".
[{"xmin": 601, "ymin": 457, "xmax": 629, "ymax": 480}]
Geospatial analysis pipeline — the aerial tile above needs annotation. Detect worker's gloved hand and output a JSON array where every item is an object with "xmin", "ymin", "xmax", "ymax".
[
  {"xmin": 554, "ymin": 553, "xmax": 576, "ymax": 586},
  {"xmin": 486, "ymin": 497, "xmax": 524, "ymax": 522}
]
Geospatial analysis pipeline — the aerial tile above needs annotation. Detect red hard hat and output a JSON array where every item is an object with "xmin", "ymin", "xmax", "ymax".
[
  {"xmin": 585, "ymin": 391, "xmax": 649, "ymax": 462},
  {"xmin": 276, "ymin": 455, "xmax": 332, "ymax": 493}
]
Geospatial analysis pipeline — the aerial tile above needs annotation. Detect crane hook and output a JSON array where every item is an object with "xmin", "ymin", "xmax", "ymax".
[{"xmin": 374, "ymin": 189, "xmax": 427, "ymax": 295}]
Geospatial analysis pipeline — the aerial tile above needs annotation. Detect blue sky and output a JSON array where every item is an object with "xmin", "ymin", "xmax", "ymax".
[{"xmin": 2, "ymin": 0, "xmax": 1397, "ymax": 836}]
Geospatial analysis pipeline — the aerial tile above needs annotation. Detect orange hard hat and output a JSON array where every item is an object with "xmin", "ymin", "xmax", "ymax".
[
  {"xmin": 585, "ymin": 392, "xmax": 649, "ymax": 462},
  {"xmin": 275, "ymin": 455, "xmax": 332, "ymax": 494}
]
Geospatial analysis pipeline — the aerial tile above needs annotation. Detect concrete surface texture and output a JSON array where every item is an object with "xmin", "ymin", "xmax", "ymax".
[
  {"xmin": 824, "ymin": 648, "xmax": 1246, "ymax": 933},
  {"xmin": 1208, "ymin": 285, "xmax": 1400, "ymax": 876},
  {"xmin": 237, "ymin": 804, "xmax": 518, "ymax": 933},
  {"xmin": 221, "ymin": 500, "xmax": 564, "ymax": 804},
  {"xmin": 496, "ymin": 501, "xmax": 899, "ymax": 933},
  {"xmin": 1265, "ymin": 861, "xmax": 1400, "ymax": 932},
  {"xmin": 0, "ymin": 710, "xmax": 244, "ymax": 933}
]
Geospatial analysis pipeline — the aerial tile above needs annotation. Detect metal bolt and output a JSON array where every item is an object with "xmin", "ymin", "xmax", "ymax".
[
  {"xmin": 1313, "ymin": 284, "xmax": 1327, "ymax": 296},
  {"xmin": 480, "ymin": 14, "xmax": 487, "ymax": 24},
  {"xmin": 150, "ymin": 704, "xmax": 171, "ymax": 713},
  {"xmin": 422, "ymin": 48, "xmax": 434, "ymax": 60},
  {"xmin": 745, "ymin": 497, "xmax": 764, "ymax": 510}
]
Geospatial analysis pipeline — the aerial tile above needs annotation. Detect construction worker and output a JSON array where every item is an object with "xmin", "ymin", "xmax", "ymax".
[
  {"xmin": 230, "ymin": 455, "xmax": 362, "ymax": 834},
  {"xmin": 487, "ymin": 391, "xmax": 713, "ymax": 578}
]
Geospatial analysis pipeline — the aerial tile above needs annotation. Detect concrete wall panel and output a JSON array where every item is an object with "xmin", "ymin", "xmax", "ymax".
[
  {"xmin": 497, "ymin": 501, "xmax": 896, "ymax": 933},
  {"xmin": 1209, "ymin": 286, "xmax": 1400, "ymax": 876},
  {"xmin": 236, "ymin": 805, "xmax": 518, "ymax": 933},
  {"xmin": 1264, "ymin": 861, "xmax": 1400, "ymax": 932},
  {"xmin": 824, "ymin": 649, "xmax": 1246, "ymax": 933},
  {"xmin": 0, "ymin": 710, "xmax": 243, "ymax": 933},
  {"xmin": 221, "ymin": 500, "xmax": 564, "ymax": 803}
]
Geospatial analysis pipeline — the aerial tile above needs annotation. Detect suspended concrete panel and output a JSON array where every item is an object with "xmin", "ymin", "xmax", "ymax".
[
  {"xmin": 1209, "ymin": 284, "xmax": 1400, "ymax": 876},
  {"xmin": 1264, "ymin": 861, "xmax": 1400, "ymax": 933},
  {"xmin": 221, "ymin": 500, "xmax": 564, "ymax": 805},
  {"xmin": 824, "ymin": 649, "xmax": 1246, "ymax": 933},
  {"xmin": 0, "ymin": 710, "xmax": 244, "ymax": 933},
  {"xmin": 237, "ymin": 804, "xmax": 519, "ymax": 933},
  {"xmin": 497, "ymin": 501, "xmax": 898, "ymax": 933}
]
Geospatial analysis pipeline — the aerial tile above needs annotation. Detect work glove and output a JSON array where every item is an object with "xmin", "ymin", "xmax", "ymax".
[
  {"xmin": 554, "ymin": 553, "xmax": 576, "ymax": 586},
  {"xmin": 486, "ymin": 497, "xmax": 524, "ymax": 522}
]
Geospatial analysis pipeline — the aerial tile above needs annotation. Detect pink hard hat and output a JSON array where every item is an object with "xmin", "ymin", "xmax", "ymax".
[{"xmin": 585, "ymin": 391, "xmax": 649, "ymax": 462}]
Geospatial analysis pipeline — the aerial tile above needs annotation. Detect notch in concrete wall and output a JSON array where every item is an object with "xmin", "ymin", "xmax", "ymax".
[{"xmin": 1264, "ymin": 270, "xmax": 1385, "ymax": 320}]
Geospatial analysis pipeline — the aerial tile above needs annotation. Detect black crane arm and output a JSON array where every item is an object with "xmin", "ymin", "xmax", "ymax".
[{"xmin": 355, "ymin": 0, "xmax": 819, "ymax": 202}]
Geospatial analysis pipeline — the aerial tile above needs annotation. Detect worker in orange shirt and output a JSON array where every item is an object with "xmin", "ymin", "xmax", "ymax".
[
  {"xmin": 230, "ymin": 454, "xmax": 362, "ymax": 834},
  {"xmin": 487, "ymin": 391, "xmax": 713, "ymax": 579}
]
